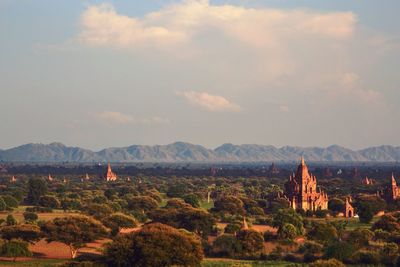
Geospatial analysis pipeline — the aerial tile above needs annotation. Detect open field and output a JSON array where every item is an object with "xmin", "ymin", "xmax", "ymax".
[
  {"xmin": 202, "ymin": 259, "xmax": 294, "ymax": 267},
  {"xmin": 308, "ymin": 216, "xmax": 379, "ymax": 230},
  {"xmin": 0, "ymin": 259, "xmax": 66, "ymax": 266},
  {"xmin": 0, "ymin": 206, "xmax": 80, "ymax": 222}
]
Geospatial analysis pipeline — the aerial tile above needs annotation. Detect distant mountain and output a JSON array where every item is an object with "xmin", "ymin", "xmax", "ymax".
[{"xmin": 0, "ymin": 142, "xmax": 399, "ymax": 163}]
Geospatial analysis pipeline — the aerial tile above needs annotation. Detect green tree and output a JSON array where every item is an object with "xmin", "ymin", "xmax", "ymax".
[
  {"xmin": 278, "ymin": 223, "xmax": 297, "ymax": 240},
  {"xmin": 324, "ymin": 241, "xmax": 355, "ymax": 262},
  {"xmin": 372, "ymin": 215, "xmax": 400, "ymax": 232},
  {"xmin": 27, "ymin": 178, "xmax": 47, "ymax": 205},
  {"xmin": 309, "ymin": 259, "xmax": 345, "ymax": 267},
  {"xmin": 0, "ymin": 224, "xmax": 42, "ymax": 243},
  {"xmin": 307, "ymin": 222, "xmax": 338, "ymax": 243},
  {"xmin": 1, "ymin": 195, "xmax": 18, "ymax": 209},
  {"xmin": 23, "ymin": 212, "xmax": 38, "ymax": 222},
  {"xmin": 85, "ymin": 204, "xmax": 113, "ymax": 220},
  {"xmin": 0, "ymin": 197, "xmax": 6, "ymax": 211},
  {"xmin": 41, "ymin": 215, "xmax": 108, "ymax": 258},
  {"xmin": 347, "ymin": 228, "xmax": 373, "ymax": 248},
  {"xmin": 0, "ymin": 240, "xmax": 32, "ymax": 262},
  {"xmin": 236, "ymin": 229, "xmax": 264, "ymax": 257},
  {"xmin": 39, "ymin": 195, "xmax": 60, "ymax": 209},
  {"xmin": 328, "ymin": 198, "xmax": 345, "ymax": 213},
  {"xmin": 212, "ymin": 234, "xmax": 241, "ymax": 258},
  {"xmin": 6, "ymin": 214, "xmax": 17, "ymax": 226},
  {"xmin": 272, "ymin": 208, "xmax": 304, "ymax": 235},
  {"xmin": 104, "ymin": 223, "xmax": 203, "ymax": 267},
  {"xmin": 357, "ymin": 202, "xmax": 374, "ymax": 223},
  {"xmin": 102, "ymin": 213, "xmax": 138, "ymax": 236},
  {"xmin": 214, "ymin": 196, "xmax": 245, "ymax": 215},
  {"xmin": 184, "ymin": 194, "xmax": 200, "ymax": 208}
]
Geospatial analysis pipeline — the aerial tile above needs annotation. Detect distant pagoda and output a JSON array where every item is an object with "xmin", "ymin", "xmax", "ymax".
[{"xmin": 106, "ymin": 163, "xmax": 117, "ymax": 182}]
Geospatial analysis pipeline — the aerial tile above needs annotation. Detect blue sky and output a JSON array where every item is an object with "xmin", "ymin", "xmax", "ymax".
[{"xmin": 0, "ymin": 0, "xmax": 399, "ymax": 150}]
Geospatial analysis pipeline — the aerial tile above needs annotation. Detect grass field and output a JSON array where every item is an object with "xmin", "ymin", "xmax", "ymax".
[
  {"xmin": 308, "ymin": 216, "xmax": 379, "ymax": 230},
  {"xmin": 0, "ymin": 206, "xmax": 80, "ymax": 222},
  {"xmin": 202, "ymin": 259, "xmax": 294, "ymax": 267},
  {"xmin": 200, "ymin": 200, "xmax": 214, "ymax": 210},
  {"xmin": 0, "ymin": 259, "xmax": 66, "ymax": 267}
]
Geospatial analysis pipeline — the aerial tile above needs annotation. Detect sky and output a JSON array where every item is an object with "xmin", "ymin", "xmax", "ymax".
[{"xmin": 0, "ymin": 0, "xmax": 399, "ymax": 150}]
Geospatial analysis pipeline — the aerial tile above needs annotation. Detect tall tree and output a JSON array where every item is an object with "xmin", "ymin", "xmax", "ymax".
[
  {"xmin": 41, "ymin": 215, "xmax": 108, "ymax": 258},
  {"xmin": 27, "ymin": 178, "xmax": 47, "ymax": 205}
]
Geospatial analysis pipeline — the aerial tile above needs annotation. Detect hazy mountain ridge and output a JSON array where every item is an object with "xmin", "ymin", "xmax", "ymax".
[{"xmin": 0, "ymin": 142, "xmax": 399, "ymax": 163}]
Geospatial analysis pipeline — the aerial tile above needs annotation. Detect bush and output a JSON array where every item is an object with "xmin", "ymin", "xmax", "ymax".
[
  {"xmin": 1, "ymin": 195, "xmax": 18, "ymax": 208},
  {"xmin": 324, "ymin": 241, "xmax": 355, "ymax": 262},
  {"xmin": 6, "ymin": 214, "xmax": 17, "ymax": 226},
  {"xmin": 25, "ymin": 206, "xmax": 53, "ymax": 213},
  {"xmin": 352, "ymin": 250, "xmax": 380, "ymax": 265},
  {"xmin": 0, "ymin": 240, "xmax": 32, "ymax": 259},
  {"xmin": 23, "ymin": 212, "xmax": 38, "ymax": 222},
  {"xmin": 211, "ymin": 234, "xmax": 241, "ymax": 258}
]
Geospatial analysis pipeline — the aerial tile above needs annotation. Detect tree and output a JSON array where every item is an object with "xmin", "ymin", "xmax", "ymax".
[
  {"xmin": 0, "ymin": 240, "xmax": 32, "ymax": 262},
  {"xmin": 0, "ymin": 224, "xmax": 42, "ymax": 243},
  {"xmin": 307, "ymin": 222, "xmax": 338, "ymax": 243},
  {"xmin": 328, "ymin": 198, "xmax": 345, "ymax": 213},
  {"xmin": 213, "ymin": 196, "xmax": 245, "ymax": 215},
  {"xmin": 41, "ymin": 215, "xmax": 108, "ymax": 258},
  {"xmin": 236, "ymin": 229, "xmax": 264, "ymax": 257},
  {"xmin": 102, "ymin": 213, "xmax": 138, "ymax": 236},
  {"xmin": 212, "ymin": 234, "xmax": 241, "ymax": 257},
  {"xmin": 149, "ymin": 206, "xmax": 215, "ymax": 238},
  {"xmin": 85, "ymin": 204, "xmax": 113, "ymax": 220},
  {"xmin": 0, "ymin": 197, "xmax": 6, "ymax": 211},
  {"xmin": 127, "ymin": 196, "xmax": 158, "ymax": 213},
  {"xmin": 6, "ymin": 214, "xmax": 17, "ymax": 226},
  {"xmin": 1, "ymin": 195, "xmax": 18, "ymax": 209},
  {"xmin": 324, "ymin": 241, "xmax": 355, "ymax": 262},
  {"xmin": 23, "ymin": 212, "xmax": 38, "ymax": 222},
  {"xmin": 272, "ymin": 209, "xmax": 304, "ymax": 235},
  {"xmin": 278, "ymin": 223, "xmax": 297, "ymax": 240},
  {"xmin": 372, "ymin": 215, "xmax": 400, "ymax": 232},
  {"xmin": 27, "ymin": 178, "xmax": 47, "ymax": 205},
  {"xmin": 357, "ymin": 202, "xmax": 374, "ymax": 223},
  {"xmin": 39, "ymin": 195, "xmax": 60, "ymax": 209},
  {"xmin": 347, "ymin": 228, "xmax": 373, "ymax": 248},
  {"xmin": 104, "ymin": 223, "xmax": 203, "ymax": 267},
  {"xmin": 184, "ymin": 194, "xmax": 200, "ymax": 208}
]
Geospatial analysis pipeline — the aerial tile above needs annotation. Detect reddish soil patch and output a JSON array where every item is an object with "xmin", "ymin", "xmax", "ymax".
[{"xmin": 29, "ymin": 238, "xmax": 111, "ymax": 259}]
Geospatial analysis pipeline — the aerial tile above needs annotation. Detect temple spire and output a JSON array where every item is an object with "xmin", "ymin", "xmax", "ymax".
[{"xmin": 301, "ymin": 156, "xmax": 305, "ymax": 166}]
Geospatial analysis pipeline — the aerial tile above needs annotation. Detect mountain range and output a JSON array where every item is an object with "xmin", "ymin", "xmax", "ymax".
[{"xmin": 0, "ymin": 142, "xmax": 400, "ymax": 163}]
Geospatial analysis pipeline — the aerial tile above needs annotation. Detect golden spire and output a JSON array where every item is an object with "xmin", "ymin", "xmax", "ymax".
[{"xmin": 301, "ymin": 156, "xmax": 305, "ymax": 165}]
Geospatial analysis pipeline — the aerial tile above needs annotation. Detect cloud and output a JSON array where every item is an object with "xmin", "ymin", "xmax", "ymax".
[
  {"xmin": 96, "ymin": 111, "xmax": 169, "ymax": 125},
  {"xmin": 79, "ymin": 1, "xmax": 356, "ymax": 48},
  {"xmin": 177, "ymin": 91, "xmax": 241, "ymax": 112}
]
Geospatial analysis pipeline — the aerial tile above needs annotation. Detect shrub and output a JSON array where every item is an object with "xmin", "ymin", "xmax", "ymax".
[
  {"xmin": 0, "ymin": 240, "xmax": 32, "ymax": 260},
  {"xmin": 23, "ymin": 212, "xmax": 38, "ymax": 222},
  {"xmin": 352, "ymin": 250, "xmax": 380, "ymax": 265}
]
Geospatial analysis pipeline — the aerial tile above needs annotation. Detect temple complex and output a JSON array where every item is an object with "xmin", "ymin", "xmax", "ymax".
[
  {"xmin": 269, "ymin": 163, "xmax": 279, "ymax": 175},
  {"xmin": 284, "ymin": 157, "xmax": 328, "ymax": 211},
  {"xmin": 344, "ymin": 197, "xmax": 355, "ymax": 218},
  {"xmin": 379, "ymin": 173, "xmax": 399, "ymax": 201},
  {"xmin": 362, "ymin": 176, "xmax": 374, "ymax": 185},
  {"xmin": 106, "ymin": 163, "xmax": 117, "ymax": 182}
]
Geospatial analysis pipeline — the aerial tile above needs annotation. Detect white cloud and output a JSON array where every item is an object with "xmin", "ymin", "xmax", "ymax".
[
  {"xmin": 79, "ymin": 1, "xmax": 356, "ymax": 48},
  {"xmin": 177, "ymin": 91, "xmax": 241, "ymax": 112},
  {"xmin": 96, "ymin": 111, "xmax": 169, "ymax": 125}
]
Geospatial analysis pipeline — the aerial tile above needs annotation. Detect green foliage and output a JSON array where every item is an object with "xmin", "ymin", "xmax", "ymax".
[
  {"xmin": 236, "ymin": 229, "xmax": 264, "ymax": 258},
  {"xmin": 372, "ymin": 214, "xmax": 400, "ymax": 232},
  {"xmin": 41, "ymin": 215, "xmax": 108, "ymax": 258},
  {"xmin": 307, "ymin": 222, "xmax": 338, "ymax": 243},
  {"xmin": 278, "ymin": 223, "xmax": 297, "ymax": 240},
  {"xmin": 357, "ymin": 201, "xmax": 374, "ymax": 223},
  {"xmin": 0, "ymin": 240, "xmax": 32, "ymax": 259},
  {"xmin": 39, "ymin": 195, "xmax": 60, "ymax": 209},
  {"xmin": 0, "ymin": 197, "xmax": 7, "ymax": 211},
  {"xmin": 104, "ymin": 222, "xmax": 203, "ymax": 267},
  {"xmin": 0, "ymin": 224, "xmax": 42, "ymax": 243},
  {"xmin": 127, "ymin": 196, "xmax": 158, "ymax": 212},
  {"xmin": 352, "ymin": 250, "xmax": 380, "ymax": 265},
  {"xmin": 380, "ymin": 242, "xmax": 399, "ymax": 265},
  {"xmin": 328, "ymin": 198, "xmax": 345, "ymax": 213},
  {"xmin": 214, "ymin": 196, "xmax": 245, "ymax": 215},
  {"xmin": 85, "ymin": 204, "xmax": 113, "ymax": 220},
  {"xmin": 272, "ymin": 209, "xmax": 304, "ymax": 236},
  {"xmin": 224, "ymin": 221, "xmax": 242, "ymax": 234},
  {"xmin": 184, "ymin": 194, "xmax": 200, "ymax": 208},
  {"xmin": 1, "ymin": 195, "xmax": 19, "ymax": 208},
  {"xmin": 27, "ymin": 178, "xmax": 47, "ymax": 205},
  {"xmin": 23, "ymin": 212, "xmax": 39, "ymax": 222},
  {"xmin": 211, "ymin": 234, "xmax": 242, "ymax": 258},
  {"xmin": 324, "ymin": 241, "xmax": 355, "ymax": 262},
  {"xmin": 347, "ymin": 228, "xmax": 373, "ymax": 248},
  {"xmin": 6, "ymin": 214, "xmax": 17, "ymax": 226},
  {"xmin": 102, "ymin": 213, "xmax": 138, "ymax": 236}
]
